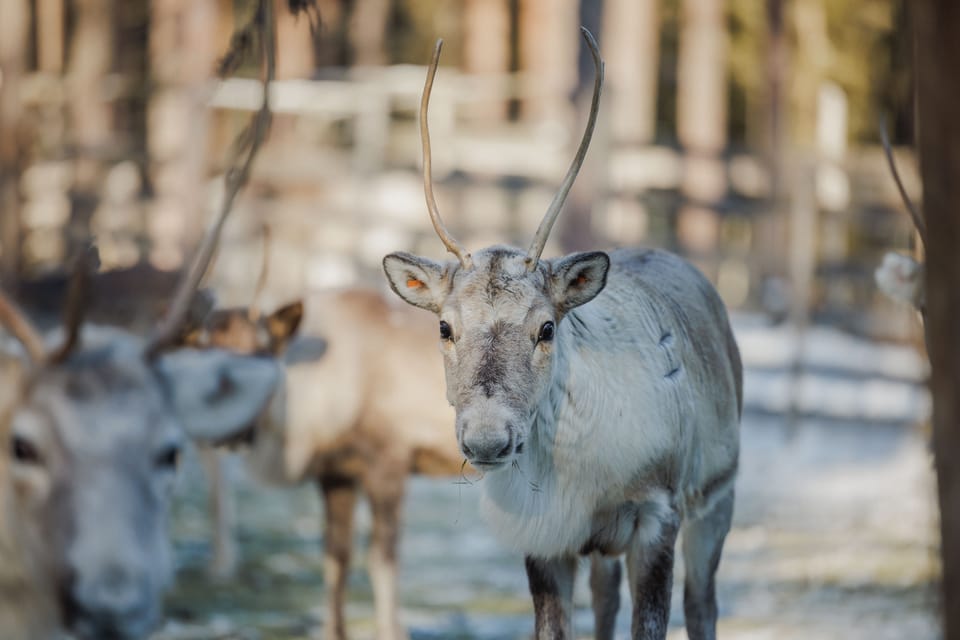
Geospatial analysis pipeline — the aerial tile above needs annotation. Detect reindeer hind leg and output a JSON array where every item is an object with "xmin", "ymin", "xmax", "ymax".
[{"xmin": 681, "ymin": 489, "xmax": 734, "ymax": 640}]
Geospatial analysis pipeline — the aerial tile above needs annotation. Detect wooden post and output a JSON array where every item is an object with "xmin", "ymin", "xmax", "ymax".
[
  {"xmin": 676, "ymin": 0, "xmax": 728, "ymax": 266},
  {"xmin": 36, "ymin": 0, "xmax": 65, "ymax": 73},
  {"xmin": 463, "ymin": 0, "xmax": 512, "ymax": 122},
  {"xmin": 914, "ymin": 3, "xmax": 960, "ymax": 638},
  {"xmin": 603, "ymin": 0, "xmax": 660, "ymax": 145},
  {"xmin": 66, "ymin": 0, "xmax": 114, "ymax": 260},
  {"xmin": 519, "ymin": 0, "xmax": 579, "ymax": 126},
  {"xmin": 0, "ymin": 0, "xmax": 29, "ymax": 286}
]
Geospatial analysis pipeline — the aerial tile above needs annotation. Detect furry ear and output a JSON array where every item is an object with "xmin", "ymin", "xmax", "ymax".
[
  {"xmin": 266, "ymin": 301, "xmax": 304, "ymax": 350},
  {"xmin": 548, "ymin": 251, "xmax": 610, "ymax": 314},
  {"xmin": 156, "ymin": 349, "xmax": 280, "ymax": 444},
  {"xmin": 382, "ymin": 252, "xmax": 447, "ymax": 313}
]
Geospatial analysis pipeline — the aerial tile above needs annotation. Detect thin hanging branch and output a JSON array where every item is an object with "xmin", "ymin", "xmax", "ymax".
[
  {"xmin": 880, "ymin": 114, "xmax": 927, "ymax": 246},
  {"xmin": 145, "ymin": 0, "xmax": 276, "ymax": 359}
]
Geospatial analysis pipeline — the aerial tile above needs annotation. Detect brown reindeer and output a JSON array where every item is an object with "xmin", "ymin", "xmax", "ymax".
[{"xmin": 176, "ymin": 286, "xmax": 462, "ymax": 640}]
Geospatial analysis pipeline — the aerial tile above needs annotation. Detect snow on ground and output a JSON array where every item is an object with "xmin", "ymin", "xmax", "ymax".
[{"xmin": 158, "ymin": 317, "xmax": 940, "ymax": 639}]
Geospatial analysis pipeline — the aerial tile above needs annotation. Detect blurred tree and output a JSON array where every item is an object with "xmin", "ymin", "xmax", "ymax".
[
  {"xmin": 914, "ymin": 2, "xmax": 960, "ymax": 638},
  {"xmin": 0, "ymin": 0, "xmax": 29, "ymax": 286}
]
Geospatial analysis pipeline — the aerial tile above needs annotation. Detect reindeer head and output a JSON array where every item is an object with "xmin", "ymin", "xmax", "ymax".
[
  {"xmin": 383, "ymin": 28, "xmax": 606, "ymax": 472},
  {"xmin": 0, "ymin": 260, "xmax": 280, "ymax": 640}
]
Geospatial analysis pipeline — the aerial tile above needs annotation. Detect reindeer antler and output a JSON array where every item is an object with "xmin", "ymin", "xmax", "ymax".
[
  {"xmin": 525, "ymin": 27, "xmax": 604, "ymax": 271},
  {"xmin": 0, "ymin": 290, "xmax": 47, "ymax": 365},
  {"xmin": 248, "ymin": 222, "xmax": 271, "ymax": 321},
  {"xmin": 49, "ymin": 243, "xmax": 100, "ymax": 364},
  {"xmin": 144, "ymin": 0, "xmax": 275, "ymax": 359},
  {"xmin": 420, "ymin": 39, "xmax": 473, "ymax": 270},
  {"xmin": 879, "ymin": 115, "xmax": 926, "ymax": 247}
]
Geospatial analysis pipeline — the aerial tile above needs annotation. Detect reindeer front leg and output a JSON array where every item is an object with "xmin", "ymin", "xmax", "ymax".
[
  {"xmin": 319, "ymin": 476, "xmax": 358, "ymax": 640},
  {"xmin": 525, "ymin": 554, "xmax": 577, "ymax": 639},
  {"xmin": 365, "ymin": 463, "xmax": 409, "ymax": 640},
  {"xmin": 626, "ymin": 510, "xmax": 680, "ymax": 640}
]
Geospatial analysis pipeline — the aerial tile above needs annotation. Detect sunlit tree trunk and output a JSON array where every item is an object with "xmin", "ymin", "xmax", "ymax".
[
  {"xmin": 0, "ymin": 0, "xmax": 28, "ymax": 286},
  {"xmin": 914, "ymin": 3, "xmax": 960, "ymax": 638},
  {"xmin": 676, "ymin": 0, "xmax": 727, "ymax": 269},
  {"xmin": 603, "ymin": 0, "xmax": 659, "ymax": 146},
  {"xmin": 463, "ymin": 0, "xmax": 511, "ymax": 121}
]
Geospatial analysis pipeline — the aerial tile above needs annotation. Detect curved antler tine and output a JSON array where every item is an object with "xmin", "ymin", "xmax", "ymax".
[
  {"xmin": 0, "ymin": 290, "xmax": 47, "ymax": 365},
  {"xmin": 248, "ymin": 222, "xmax": 271, "ymax": 321},
  {"xmin": 879, "ymin": 114, "xmax": 927, "ymax": 247},
  {"xmin": 525, "ymin": 26, "xmax": 604, "ymax": 271},
  {"xmin": 49, "ymin": 243, "xmax": 100, "ymax": 364},
  {"xmin": 421, "ymin": 39, "xmax": 473, "ymax": 270}
]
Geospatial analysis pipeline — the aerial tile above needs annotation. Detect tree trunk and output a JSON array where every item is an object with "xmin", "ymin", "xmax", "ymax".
[
  {"xmin": 676, "ymin": 0, "xmax": 727, "ymax": 268},
  {"xmin": 914, "ymin": 3, "xmax": 960, "ymax": 638},
  {"xmin": 0, "ymin": 0, "xmax": 29, "ymax": 287}
]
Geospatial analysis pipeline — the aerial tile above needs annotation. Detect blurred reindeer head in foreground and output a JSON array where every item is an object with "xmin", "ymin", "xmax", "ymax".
[{"xmin": 0, "ymin": 244, "xmax": 281, "ymax": 640}]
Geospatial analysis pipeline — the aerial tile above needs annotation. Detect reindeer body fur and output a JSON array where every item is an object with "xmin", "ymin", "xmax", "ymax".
[
  {"xmin": 481, "ymin": 248, "xmax": 741, "ymax": 558},
  {"xmin": 185, "ymin": 288, "xmax": 461, "ymax": 640},
  {"xmin": 384, "ymin": 245, "xmax": 741, "ymax": 639}
]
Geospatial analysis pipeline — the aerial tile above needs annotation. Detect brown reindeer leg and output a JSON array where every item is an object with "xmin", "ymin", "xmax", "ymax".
[
  {"xmin": 199, "ymin": 448, "xmax": 237, "ymax": 579},
  {"xmin": 590, "ymin": 552, "xmax": 623, "ymax": 640},
  {"xmin": 525, "ymin": 554, "xmax": 577, "ymax": 640},
  {"xmin": 626, "ymin": 512, "xmax": 680, "ymax": 640},
  {"xmin": 364, "ymin": 464, "xmax": 409, "ymax": 640},
  {"xmin": 319, "ymin": 476, "xmax": 358, "ymax": 640}
]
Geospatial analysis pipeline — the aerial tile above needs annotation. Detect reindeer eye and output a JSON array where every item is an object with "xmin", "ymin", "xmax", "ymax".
[
  {"xmin": 11, "ymin": 435, "xmax": 42, "ymax": 465},
  {"xmin": 439, "ymin": 321, "xmax": 452, "ymax": 341},
  {"xmin": 154, "ymin": 445, "xmax": 181, "ymax": 470},
  {"xmin": 538, "ymin": 321, "xmax": 555, "ymax": 343}
]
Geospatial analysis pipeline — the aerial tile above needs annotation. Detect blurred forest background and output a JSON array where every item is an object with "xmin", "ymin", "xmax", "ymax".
[
  {"xmin": 0, "ymin": 0, "xmax": 922, "ymax": 340},
  {"xmin": 0, "ymin": 0, "xmax": 941, "ymax": 638}
]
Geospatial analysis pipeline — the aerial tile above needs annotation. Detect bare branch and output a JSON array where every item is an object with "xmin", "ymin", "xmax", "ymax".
[
  {"xmin": 248, "ymin": 222, "xmax": 272, "ymax": 321},
  {"xmin": 525, "ymin": 27, "xmax": 604, "ymax": 271},
  {"xmin": 49, "ymin": 243, "xmax": 100, "ymax": 364},
  {"xmin": 0, "ymin": 290, "xmax": 46, "ymax": 365},
  {"xmin": 145, "ymin": 0, "xmax": 275, "ymax": 359},
  {"xmin": 420, "ymin": 39, "xmax": 473, "ymax": 270},
  {"xmin": 880, "ymin": 115, "xmax": 927, "ymax": 246}
]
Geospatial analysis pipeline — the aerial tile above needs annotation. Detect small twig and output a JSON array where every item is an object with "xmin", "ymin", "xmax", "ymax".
[
  {"xmin": 145, "ymin": 0, "xmax": 276, "ymax": 359},
  {"xmin": 879, "ymin": 114, "xmax": 927, "ymax": 246}
]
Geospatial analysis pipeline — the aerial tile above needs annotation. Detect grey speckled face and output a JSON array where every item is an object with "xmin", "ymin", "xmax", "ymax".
[
  {"xmin": 383, "ymin": 246, "xmax": 610, "ymax": 472},
  {"xmin": 10, "ymin": 348, "xmax": 179, "ymax": 640}
]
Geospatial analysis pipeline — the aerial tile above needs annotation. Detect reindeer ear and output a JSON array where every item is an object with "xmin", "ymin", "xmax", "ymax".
[
  {"xmin": 547, "ymin": 251, "xmax": 610, "ymax": 314},
  {"xmin": 266, "ymin": 301, "xmax": 303, "ymax": 349},
  {"xmin": 155, "ymin": 349, "xmax": 280, "ymax": 444},
  {"xmin": 382, "ymin": 252, "xmax": 447, "ymax": 313}
]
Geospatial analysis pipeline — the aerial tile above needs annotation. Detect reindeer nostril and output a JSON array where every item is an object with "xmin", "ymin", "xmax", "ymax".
[
  {"xmin": 497, "ymin": 441, "xmax": 513, "ymax": 458},
  {"xmin": 461, "ymin": 444, "xmax": 474, "ymax": 458}
]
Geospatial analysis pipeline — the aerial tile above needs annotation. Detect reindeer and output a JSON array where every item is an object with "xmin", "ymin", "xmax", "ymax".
[
  {"xmin": 0, "ymin": 245, "xmax": 280, "ymax": 640},
  {"xmin": 381, "ymin": 28, "xmax": 742, "ymax": 640},
  {"xmin": 0, "ymin": 1, "xmax": 281, "ymax": 635},
  {"xmin": 175, "ymin": 286, "xmax": 462, "ymax": 640}
]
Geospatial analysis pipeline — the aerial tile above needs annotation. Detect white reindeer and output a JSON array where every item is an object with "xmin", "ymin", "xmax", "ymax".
[
  {"xmin": 174, "ymin": 287, "xmax": 462, "ymax": 640},
  {"xmin": 382, "ymin": 28, "xmax": 742, "ymax": 640}
]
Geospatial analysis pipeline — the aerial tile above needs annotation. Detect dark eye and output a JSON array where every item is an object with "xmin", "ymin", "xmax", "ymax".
[
  {"xmin": 439, "ymin": 321, "xmax": 452, "ymax": 341},
  {"xmin": 538, "ymin": 321, "xmax": 555, "ymax": 343},
  {"xmin": 11, "ymin": 435, "xmax": 42, "ymax": 465},
  {"xmin": 154, "ymin": 445, "xmax": 181, "ymax": 470}
]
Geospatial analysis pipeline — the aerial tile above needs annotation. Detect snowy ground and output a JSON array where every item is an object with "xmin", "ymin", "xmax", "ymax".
[{"xmin": 156, "ymin": 318, "xmax": 941, "ymax": 639}]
